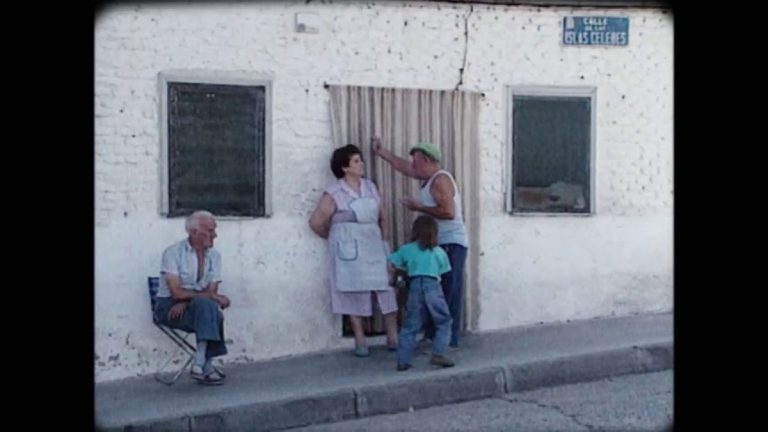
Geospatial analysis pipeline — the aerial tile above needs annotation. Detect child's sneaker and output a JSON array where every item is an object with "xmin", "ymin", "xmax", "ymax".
[{"xmin": 430, "ymin": 355, "xmax": 455, "ymax": 368}]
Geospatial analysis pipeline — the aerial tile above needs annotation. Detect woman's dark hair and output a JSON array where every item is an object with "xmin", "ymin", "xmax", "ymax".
[
  {"xmin": 410, "ymin": 215, "xmax": 438, "ymax": 250},
  {"xmin": 330, "ymin": 144, "xmax": 362, "ymax": 179}
]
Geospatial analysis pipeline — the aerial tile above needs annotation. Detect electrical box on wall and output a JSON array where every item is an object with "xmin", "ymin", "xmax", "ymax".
[{"xmin": 295, "ymin": 13, "xmax": 320, "ymax": 34}]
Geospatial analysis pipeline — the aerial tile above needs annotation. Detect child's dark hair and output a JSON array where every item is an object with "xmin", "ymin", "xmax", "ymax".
[{"xmin": 411, "ymin": 215, "xmax": 438, "ymax": 250}]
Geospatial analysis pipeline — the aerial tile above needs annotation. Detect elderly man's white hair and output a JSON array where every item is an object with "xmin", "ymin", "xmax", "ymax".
[{"xmin": 185, "ymin": 210, "xmax": 216, "ymax": 232}]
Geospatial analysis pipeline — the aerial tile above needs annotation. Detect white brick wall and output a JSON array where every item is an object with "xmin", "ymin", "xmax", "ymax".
[{"xmin": 94, "ymin": 1, "xmax": 673, "ymax": 381}]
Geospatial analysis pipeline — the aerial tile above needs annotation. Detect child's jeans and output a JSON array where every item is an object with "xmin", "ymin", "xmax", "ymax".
[
  {"xmin": 397, "ymin": 276, "xmax": 453, "ymax": 365},
  {"xmin": 423, "ymin": 243, "xmax": 468, "ymax": 347}
]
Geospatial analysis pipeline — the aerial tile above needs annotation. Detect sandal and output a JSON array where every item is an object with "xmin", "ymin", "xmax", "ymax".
[
  {"xmin": 195, "ymin": 372, "xmax": 224, "ymax": 386},
  {"xmin": 191, "ymin": 365, "xmax": 225, "ymax": 385},
  {"xmin": 190, "ymin": 365, "xmax": 206, "ymax": 380},
  {"xmin": 213, "ymin": 366, "xmax": 226, "ymax": 379}
]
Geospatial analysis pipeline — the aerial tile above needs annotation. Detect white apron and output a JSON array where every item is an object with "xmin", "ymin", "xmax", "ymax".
[{"xmin": 331, "ymin": 197, "xmax": 389, "ymax": 292}]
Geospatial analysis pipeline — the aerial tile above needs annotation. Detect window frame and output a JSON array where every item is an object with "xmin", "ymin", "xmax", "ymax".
[
  {"xmin": 158, "ymin": 70, "xmax": 273, "ymax": 218},
  {"xmin": 505, "ymin": 85, "xmax": 597, "ymax": 216}
]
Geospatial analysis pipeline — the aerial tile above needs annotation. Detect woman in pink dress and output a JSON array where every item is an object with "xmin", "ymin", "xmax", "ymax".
[{"xmin": 309, "ymin": 144, "xmax": 399, "ymax": 357}]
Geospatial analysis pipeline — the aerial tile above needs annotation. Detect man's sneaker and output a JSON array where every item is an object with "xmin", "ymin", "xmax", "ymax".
[
  {"xmin": 396, "ymin": 363, "xmax": 412, "ymax": 371},
  {"xmin": 430, "ymin": 355, "xmax": 455, "ymax": 368}
]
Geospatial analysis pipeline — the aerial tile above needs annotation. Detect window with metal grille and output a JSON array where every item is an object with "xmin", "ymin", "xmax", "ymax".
[
  {"xmin": 159, "ymin": 72, "xmax": 272, "ymax": 217},
  {"xmin": 507, "ymin": 87, "xmax": 595, "ymax": 215}
]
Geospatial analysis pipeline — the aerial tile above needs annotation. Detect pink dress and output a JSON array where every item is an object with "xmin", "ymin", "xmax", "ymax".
[{"xmin": 325, "ymin": 178, "xmax": 398, "ymax": 317}]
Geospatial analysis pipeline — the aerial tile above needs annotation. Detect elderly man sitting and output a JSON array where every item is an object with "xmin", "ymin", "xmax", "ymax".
[{"xmin": 154, "ymin": 210, "xmax": 231, "ymax": 385}]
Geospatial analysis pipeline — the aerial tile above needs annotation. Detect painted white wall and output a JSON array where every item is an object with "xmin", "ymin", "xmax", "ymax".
[{"xmin": 95, "ymin": 1, "xmax": 673, "ymax": 381}]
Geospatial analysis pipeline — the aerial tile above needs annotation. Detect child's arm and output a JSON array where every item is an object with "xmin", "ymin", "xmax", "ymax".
[
  {"xmin": 388, "ymin": 248, "xmax": 407, "ymax": 289},
  {"xmin": 391, "ymin": 266, "xmax": 407, "ymax": 289}
]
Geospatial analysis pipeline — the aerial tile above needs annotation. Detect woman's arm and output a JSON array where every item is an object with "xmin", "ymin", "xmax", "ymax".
[{"xmin": 309, "ymin": 193, "xmax": 336, "ymax": 239}]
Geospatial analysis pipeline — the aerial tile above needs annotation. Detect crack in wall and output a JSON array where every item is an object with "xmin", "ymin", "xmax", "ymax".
[{"xmin": 455, "ymin": 4, "xmax": 474, "ymax": 91}]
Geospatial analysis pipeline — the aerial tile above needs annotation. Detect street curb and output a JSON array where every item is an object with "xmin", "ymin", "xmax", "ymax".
[
  {"xmin": 99, "ymin": 389, "xmax": 357, "ymax": 432},
  {"xmin": 97, "ymin": 340, "xmax": 673, "ymax": 431},
  {"xmin": 505, "ymin": 341, "xmax": 674, "ymax": 392},
  {"xmin": 189, "ymin": 388, "xmax": 356, "ymax": 431},
  {"xmin": 355, "ymin": 366, "xmax": 506, "ymax": 417}
]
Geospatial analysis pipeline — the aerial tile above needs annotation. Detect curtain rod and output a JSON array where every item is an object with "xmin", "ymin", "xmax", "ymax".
[{"xmin": 323, "ymin": 81, "xmax": 486, "ymax": 98}]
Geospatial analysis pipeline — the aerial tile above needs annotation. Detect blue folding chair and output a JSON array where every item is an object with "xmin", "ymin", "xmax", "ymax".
[{"xmin": 147, "ymin": 276, "xmax": 196, "ymax": 385}]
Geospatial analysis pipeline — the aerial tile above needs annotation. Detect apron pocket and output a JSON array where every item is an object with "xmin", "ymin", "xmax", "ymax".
[{"xmin": 336, "ymin": 240, "xmax": 359, "ymax": 261}]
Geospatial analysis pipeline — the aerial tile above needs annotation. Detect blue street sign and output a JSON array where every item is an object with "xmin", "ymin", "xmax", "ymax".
[{"xmin": 563, "ymin": 16, "xmax": 629, "ymax": 46}]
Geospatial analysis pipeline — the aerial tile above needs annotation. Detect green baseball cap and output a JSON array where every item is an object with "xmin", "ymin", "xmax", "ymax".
[{"xmin": 409, "ymin": 141, "xmax": 441, "ymax": 162}]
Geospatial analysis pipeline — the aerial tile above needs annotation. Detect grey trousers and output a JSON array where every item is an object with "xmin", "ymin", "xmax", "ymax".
[{"xmin": 154, "ymin": 296, "xmax": 227, "ymax": 358}]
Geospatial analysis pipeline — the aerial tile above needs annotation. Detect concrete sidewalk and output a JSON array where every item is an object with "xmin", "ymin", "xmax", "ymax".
[{"xmin": 95, "ymin": 312, "xmax": 673, "ymax": 431}]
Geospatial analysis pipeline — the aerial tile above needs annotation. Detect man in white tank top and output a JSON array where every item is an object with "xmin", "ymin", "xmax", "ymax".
[{"xmin": 372, "ymin": 137, "xmax": 468, "ymax": 348}]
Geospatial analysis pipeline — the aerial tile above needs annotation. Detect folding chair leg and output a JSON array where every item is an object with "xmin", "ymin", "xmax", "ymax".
[
  {"xmin": 154, "ymin": 353, "xmax": 194, "ymax": 385},
  {"xmin": 154, "ymin": 324, "xmax": 197, "ymax": 386}
]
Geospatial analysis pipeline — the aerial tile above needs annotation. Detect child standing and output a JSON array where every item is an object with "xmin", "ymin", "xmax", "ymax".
[{"xmin": 389, "ymin": 215, "xmax": 455, "ymax": 371}]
